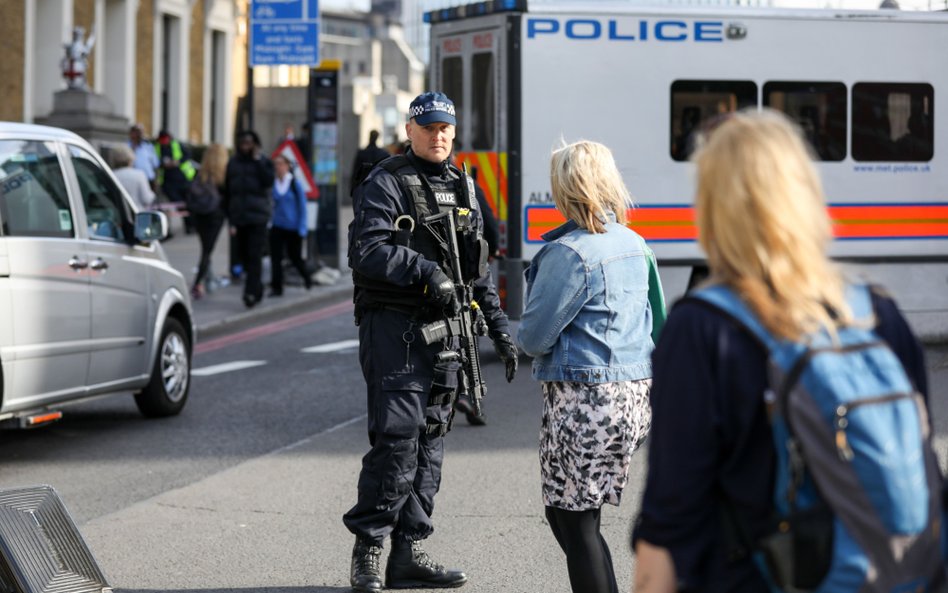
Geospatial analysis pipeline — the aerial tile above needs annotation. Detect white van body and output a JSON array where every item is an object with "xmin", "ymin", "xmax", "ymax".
[{"xmin": 427, "ymin": 2, "xmax": 948, "ymax": 337}]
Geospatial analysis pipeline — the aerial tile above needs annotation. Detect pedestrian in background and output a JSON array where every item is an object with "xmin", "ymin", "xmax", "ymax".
[
  {"xmin": 111, "ymin": 144, "xmax": 155, "ymax": 210},
  {"xmin": 350, "ymin": 130, "xmax": 390, "ymax": 195},
  {"xmin": 188, "ymin": 143, "xmax": 228, "ymax": 300},
  {"xmin": 128, "ymin": 123, "xmax": 160, "ymax": 190},
  {"xmin": 632, "ymin": 110, "xmax": 930, "ymax": 592},
  {"xmin": 517, "ymin": 140, "xmax": 665, "ymax": 593},
  {"xmin": 224, "ymin": 130, "xmax": 274, "ymax": 308},
  {"xmin": 156, "ymin": 129, "xmax": 196, "ymax": 233},
  {"xmin": 269, "ymin": 154, "xmax": 312, "ymax": 296}
]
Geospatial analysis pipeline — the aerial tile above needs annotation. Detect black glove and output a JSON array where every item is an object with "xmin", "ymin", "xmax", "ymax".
[
  {"xmin": 491, "ymin": 331, "xmax": 518, "ymax": 383},
  {"xmin": 425, "ymin": 268, "xmax": 458, "ymax": 311}
]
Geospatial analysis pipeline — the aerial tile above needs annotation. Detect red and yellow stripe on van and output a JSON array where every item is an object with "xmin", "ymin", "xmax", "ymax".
[
  {"xmin": 524, "ymin": 203, "xmax": 948, "ymax": 243},
  {"xmin": 454, "ymin": 151, "xmax": 508, "ymax": 221}
]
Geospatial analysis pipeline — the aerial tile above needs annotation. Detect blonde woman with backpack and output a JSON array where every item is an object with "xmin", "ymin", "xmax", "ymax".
[
  {"xmin": 632, "ymin": 110, "xmax": 935, "ymax": 593},
  {"xmin": 188, "ymin": 143, "xmax": 227, "ymax": 299}
]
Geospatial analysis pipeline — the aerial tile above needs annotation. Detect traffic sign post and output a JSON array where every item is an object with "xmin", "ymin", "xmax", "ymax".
[{"xmin": 249, "ymin": 0, "xmax": 320, "ymax": 67}]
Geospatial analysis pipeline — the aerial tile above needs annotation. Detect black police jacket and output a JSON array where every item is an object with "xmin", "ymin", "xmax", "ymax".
[{"xmin": 348, "ymin": 149, "xmax": 509, "ymax": 335}]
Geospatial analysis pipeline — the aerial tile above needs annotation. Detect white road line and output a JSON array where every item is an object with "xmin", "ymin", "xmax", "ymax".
[
  {"xmin": 301, "ymin": 339, "xmax": 360, "ymax": 354},
  {"xmin": 191, "ymin": 360, "xmax": 268, "ymax": 377}
]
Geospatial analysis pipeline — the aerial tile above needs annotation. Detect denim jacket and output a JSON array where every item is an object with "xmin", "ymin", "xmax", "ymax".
[{"xmin": 517, "ymin": 214, "xmax": 665, "ymax": 383}]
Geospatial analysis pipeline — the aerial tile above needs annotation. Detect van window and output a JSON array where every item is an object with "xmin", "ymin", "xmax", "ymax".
[
  {"xmin": 0, "ymin": 140, "xmax": 73, "ymax": 238},
  {"xmin": 764, "ymin": 82, "xmax": 846, "ymax": 161},
  {"xmin": 471, "ymin": 53, "xmax": 495, "ymax": 150},
  {"xmin": 852, "ymin": 83, "xmax": 933, "ymax": 162},
  {"xmin": 68, "ymin": 145, "xmax": 131, "ymax": 242},
  {"xmin": 442, "ymin": 56, "xmax": 463, "ymax": 149},
  {"xmin": 670, "ymin": 80, "xmax": 757, "ymax": 161}
]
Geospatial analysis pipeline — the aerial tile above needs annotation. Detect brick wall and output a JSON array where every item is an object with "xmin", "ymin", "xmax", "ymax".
[
  {"xmin": 0, "ymin": 2, "xmax": 25, "ymax": 121},
  {"xmin": 189, "ymin": 0, "xmax": 205, "ymax": 143},
  {"xmin": 136, "ymin": 0, "xmax": 154, "ymax": 134}
]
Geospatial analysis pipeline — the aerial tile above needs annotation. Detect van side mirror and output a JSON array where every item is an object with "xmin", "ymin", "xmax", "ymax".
[{"xmin": 134, "ymin": 211, "xmax": 169, "ymax": 244}]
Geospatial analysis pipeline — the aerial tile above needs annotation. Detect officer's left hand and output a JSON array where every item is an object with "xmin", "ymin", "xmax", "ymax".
[{"xmin": 490, "ymin": 331, "xmax": 518, "ymax": 382}]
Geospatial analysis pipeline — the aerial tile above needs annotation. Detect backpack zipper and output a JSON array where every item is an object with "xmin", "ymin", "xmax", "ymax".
[{"xmin": 832, "ymin": 392, "xmax": 918, "ymax": 462}]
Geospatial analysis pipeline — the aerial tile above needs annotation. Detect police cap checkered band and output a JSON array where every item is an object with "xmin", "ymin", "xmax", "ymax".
[{"xmin": 408, "ymin": 92, "xmax": 457, "ymax": 126}]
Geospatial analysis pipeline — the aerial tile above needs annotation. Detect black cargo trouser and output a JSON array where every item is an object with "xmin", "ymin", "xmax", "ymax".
[{"xmin": 343, "ymin": 308, "xmax": 458, "ymax": 546}]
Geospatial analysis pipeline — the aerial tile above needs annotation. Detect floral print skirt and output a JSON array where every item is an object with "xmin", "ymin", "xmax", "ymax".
[{"xmin": 540, "ymin": 379, "xmax": 652, "ymax": 511}]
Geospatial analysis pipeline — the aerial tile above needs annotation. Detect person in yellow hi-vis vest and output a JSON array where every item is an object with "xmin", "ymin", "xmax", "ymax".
[{"xmin": 155, "ymin": 129, "xmax": 196, "ymax": 233}]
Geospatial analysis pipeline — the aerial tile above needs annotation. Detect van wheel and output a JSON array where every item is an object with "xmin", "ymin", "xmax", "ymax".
[{"xmin": 135, "ymin": 318, "xmax": 191, "ymax": 417}]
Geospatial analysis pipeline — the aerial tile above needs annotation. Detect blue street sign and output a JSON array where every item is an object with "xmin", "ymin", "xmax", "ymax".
[{"xmin": 249, "ymin": 0, "xmax": 320, "ymax": 67}]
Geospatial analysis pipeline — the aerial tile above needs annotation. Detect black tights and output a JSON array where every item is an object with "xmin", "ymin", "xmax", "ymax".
[{"xmin": 545, "ymin": 506, "xmax": 618, "ymax": 593}]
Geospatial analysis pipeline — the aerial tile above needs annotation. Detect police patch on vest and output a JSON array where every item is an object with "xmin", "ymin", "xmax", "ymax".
[{"xmin": 435, "ymin": 191, "xmax": 457, "ymax": 205}]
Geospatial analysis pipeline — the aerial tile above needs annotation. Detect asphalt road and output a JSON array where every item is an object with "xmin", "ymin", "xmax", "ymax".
[{"xmin": 0, "ymin": 298, "xmax": 946, "ymax": 592}]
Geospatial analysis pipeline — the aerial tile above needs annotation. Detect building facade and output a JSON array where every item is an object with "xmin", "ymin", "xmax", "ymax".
[{"xmin": 0, "ymin": 0, "xmax": 238, "ymax": 145}]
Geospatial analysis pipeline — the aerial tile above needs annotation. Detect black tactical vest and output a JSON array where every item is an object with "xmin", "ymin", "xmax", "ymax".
[{"xmin": 353, "ymin": 155, "xmax": 486, "ymax": 310}]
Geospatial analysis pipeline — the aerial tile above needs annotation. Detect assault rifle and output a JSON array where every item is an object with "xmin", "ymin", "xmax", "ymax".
[{"xmin": 418, "ymin": 209, "xmax": 488, "ymax": 415}]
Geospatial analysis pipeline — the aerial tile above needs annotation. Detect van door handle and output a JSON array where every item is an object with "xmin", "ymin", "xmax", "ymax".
[
  {"xmin": 89, "ymin": 258, "xmax": 109, "ymax": 271},
  {"xmin": 68, "ymin": 256, "xmax": 88, "ymax": 270}
]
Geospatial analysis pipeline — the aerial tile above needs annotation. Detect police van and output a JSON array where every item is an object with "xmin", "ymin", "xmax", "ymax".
[{"xmin": 426, "ymin": 0, "xmax": 948, "ymax": 335}]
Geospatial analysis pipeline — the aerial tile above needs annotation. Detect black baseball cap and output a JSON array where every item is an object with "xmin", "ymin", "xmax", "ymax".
[{"xmin": 408, "ymin": 92, "xmax": 456, "ymax": 126}]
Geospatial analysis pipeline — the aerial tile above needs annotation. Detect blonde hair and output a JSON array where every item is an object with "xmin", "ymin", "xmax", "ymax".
[
  {"xmin": 198, "ymin": 143, "xmax": 228, "ymax": 187},
  {"xmin": 694, "ymin": 109, "xmax": 850, "ymax": 340},
  {"xmin": 550, "ymin": 140, "xmax": 631, "ymax": 233}
]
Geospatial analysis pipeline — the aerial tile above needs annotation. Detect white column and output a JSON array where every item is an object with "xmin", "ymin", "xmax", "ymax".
[
  {"xmin": 32, "ymin": 0, "xmax": 74, "ymax": 121},
  {"xmin": 177, "ymin": 7, "xmax": 191, "ymax": 139},
  {"xmin": 103, "ymin": 0, "xmax": 137, "ymax": 119}
]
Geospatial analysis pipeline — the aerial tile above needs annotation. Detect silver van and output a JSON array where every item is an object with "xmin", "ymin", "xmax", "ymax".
[{"xmin": 0, "ymin": 122, "xmax": 194, "ymax": 427}]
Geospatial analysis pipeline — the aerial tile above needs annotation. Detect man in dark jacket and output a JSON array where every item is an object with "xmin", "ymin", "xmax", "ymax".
[
  {"xmin": 224, "ymin": 130, "xmax": 274, "ymax": 308},
  {"xmin": 349, "ymin": 130, "xmax": 391, "ymax": 195},
  {"xmin": 344, "ymin": 92, "xmax": 519, "ymax": 592}
]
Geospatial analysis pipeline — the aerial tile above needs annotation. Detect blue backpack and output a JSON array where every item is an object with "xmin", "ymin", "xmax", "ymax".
[{"xmin": 692, "ymin": 283, "xmax": 946, "ymax": 593}]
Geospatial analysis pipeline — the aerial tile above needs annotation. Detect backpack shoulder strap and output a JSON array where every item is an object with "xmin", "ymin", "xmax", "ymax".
[
  {"xmin": 689, "ymin": 284, "xmax": 781, "ymax": 354},
  {"xmin": 844, "ymin": 283, "xmax": 874, "ymax": 324}
]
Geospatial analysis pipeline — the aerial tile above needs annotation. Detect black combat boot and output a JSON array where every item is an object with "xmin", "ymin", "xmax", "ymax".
[
  {"xmin": 350, "ymin": 537, "xmax": 383, "ymax": 593},
  {"xmin": 385, "ymin": 539, "xmax": 467, "ymax": 589}
]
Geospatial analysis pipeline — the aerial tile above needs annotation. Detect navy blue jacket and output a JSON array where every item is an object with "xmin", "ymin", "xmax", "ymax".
[{"xmin": 348, "ymin": 150, "xmax": 509, "ymax": 334}]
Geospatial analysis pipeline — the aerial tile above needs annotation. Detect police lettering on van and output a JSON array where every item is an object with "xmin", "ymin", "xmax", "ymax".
[{"xmin": 526, "ymin": 18, "xmax": 727, "ymax": 42}]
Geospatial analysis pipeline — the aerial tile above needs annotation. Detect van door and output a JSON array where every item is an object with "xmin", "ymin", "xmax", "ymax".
[
  {"xmin": 66, "ymin": 144, "xmax": 150, "ymax": 389},
  {"xmin": 0, "ymin": 139, "xmax": 91, "ymax": 410}
]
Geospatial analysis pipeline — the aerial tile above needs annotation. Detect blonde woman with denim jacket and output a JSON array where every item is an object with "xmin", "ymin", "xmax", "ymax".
[{"xmin": 517, "ymin": 140, "xmax": 666, "ymax": 593}]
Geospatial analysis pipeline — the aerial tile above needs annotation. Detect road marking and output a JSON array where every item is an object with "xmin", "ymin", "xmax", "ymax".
[
  {"xmin": 192, "ymin": 360, "xmax": 267, "ymax": 376},
  {"xmin": 301, "ymin": 339, "xmax": 360, "ymax": 354},
  {"xmin": 195, "ymin": 300, "xmax": 353, "ymax": 355}
]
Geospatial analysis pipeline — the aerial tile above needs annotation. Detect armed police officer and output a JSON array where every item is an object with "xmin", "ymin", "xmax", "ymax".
[{"xmin": 344, "ymin": 92, "xmax": 519, "ymax": 592}]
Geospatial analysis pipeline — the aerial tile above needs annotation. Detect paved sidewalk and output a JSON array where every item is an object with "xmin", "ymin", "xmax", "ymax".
[{"xmin": 158, "ymin": 221, "xmax": 351, "ymax": 339}]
